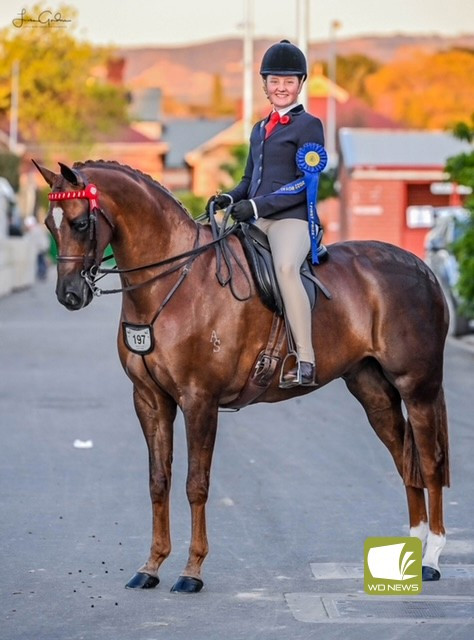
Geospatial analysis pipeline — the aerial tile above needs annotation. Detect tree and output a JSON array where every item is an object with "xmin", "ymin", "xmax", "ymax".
[
  {"xmin": 365, "ymin": 48, "xmax": 474, "ymax": 129},
  {"xmin": 0, "ymin": 3, "xmax": 129, "ymax": 145},
  {"xmin": 219, "ymin": 143, "xmax": 249, "ymax": 186},
  {"xmin": 322, "ymin": 53, "xmax": 380, "ymax": 102},
  {"xmin": 210, "ymin": 74, "xmax": 234, "ymax": 117},
  {"xmin": 445, "ymin": 115, "xmax": 474, "ymax": 315}
]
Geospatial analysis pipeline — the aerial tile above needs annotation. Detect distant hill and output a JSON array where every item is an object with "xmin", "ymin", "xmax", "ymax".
[{"xmin": 118, "ymin": 34, "xmax": 474, "ymax": 115}]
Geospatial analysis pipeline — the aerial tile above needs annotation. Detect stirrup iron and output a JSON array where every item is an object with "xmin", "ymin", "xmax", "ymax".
[{"xmin": 279, "ymin": 351, "xmax": 300, "ymax": 389}]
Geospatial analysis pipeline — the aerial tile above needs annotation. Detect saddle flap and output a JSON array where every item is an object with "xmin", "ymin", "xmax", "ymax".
[
  {"xmin": 246, "ymin": 224, "xmax": 271, "ymax": 251},
  {"xmin": 237, "ymin": 222, "xmax": 328, "ymax": 314},
  {"xmin": 237, "ymin": 223, "xmax": 284, "ymax": 314}
]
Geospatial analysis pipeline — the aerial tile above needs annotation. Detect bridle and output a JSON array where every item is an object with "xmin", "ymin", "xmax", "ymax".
[
  {"xmin": 48, "ymin": 183, "xmax": 115, "ymax": 275},
  {"xmin": 47, "ymin": 184, "xmax": 248, "ymax": 299}
]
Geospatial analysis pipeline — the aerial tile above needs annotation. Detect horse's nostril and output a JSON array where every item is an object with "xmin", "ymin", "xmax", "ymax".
[{"xmin": 64, "ymin": 291, "xmax": 81, "ymax": 308}]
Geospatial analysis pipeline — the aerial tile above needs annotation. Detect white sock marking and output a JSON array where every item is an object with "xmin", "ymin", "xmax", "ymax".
[
  {"xmin": 410, "ymin": 521, "xmax": 429, "ymax": 554},
  {"xmin": 410, "ymin": 520, "xmax": 429, "ymax": 544},
  {"xmin": 422, "ymin": 531, "xmax": 446, "ymax": 571}
]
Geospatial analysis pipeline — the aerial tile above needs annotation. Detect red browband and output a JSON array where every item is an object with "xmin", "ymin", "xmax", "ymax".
[{"xmin": 48, "ymin": 183, "xmax": 100, "ymax": 210}]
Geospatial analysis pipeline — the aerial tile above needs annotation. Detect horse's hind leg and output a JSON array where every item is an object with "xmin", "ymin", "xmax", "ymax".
[
  {"xmin": 402, "ymin": 388, "xmax": 450, "ymax": 580},
  {"xmin": 343, "ymin": 361, "xmax": 429, "ymax": 557},
  {"xmin": 126, "ymin": 386, "xmax": 177, "ymax": 589},
  {"xmin": 171, "ymin": 394, "xmax": 219, "ymax": 594}
]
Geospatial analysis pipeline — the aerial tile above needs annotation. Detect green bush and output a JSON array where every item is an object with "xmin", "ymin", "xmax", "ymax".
[
  {"xmin": 175, "ymin": 191, "xmax": 206, "ymax": 218},
  {"xmin": 452, "ymin": 211, "xmax": 474, "ymax": 316},
  {"xmin": 446, "ymin": 116, "xmax": 474, "ymax": 315},
  {"xmin": 0, "ymin": 152, "xmax": 20, "ymax": 191}
]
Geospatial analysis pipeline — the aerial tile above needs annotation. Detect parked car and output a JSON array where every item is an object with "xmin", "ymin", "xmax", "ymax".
[{"xmin": 425, "ymin": 207, "xmax": 473, "ymax": 336}]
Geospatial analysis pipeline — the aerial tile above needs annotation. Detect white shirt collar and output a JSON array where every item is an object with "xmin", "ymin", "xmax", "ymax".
[{"xmin": 275, "ymin": 102, "xmax": 299, "ymax": 117}]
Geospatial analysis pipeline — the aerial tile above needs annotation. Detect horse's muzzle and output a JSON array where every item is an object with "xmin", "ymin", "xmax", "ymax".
[{"xmin": 56, "ymin": 276, "xmax": 93, "ymax": 310}]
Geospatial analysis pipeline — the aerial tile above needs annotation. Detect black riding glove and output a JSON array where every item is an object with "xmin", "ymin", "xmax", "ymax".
[
  {"xmin": 205, "ymin": 193, "xmax": 232, "ymax": 214},
  {"xmin": 229, "ymin": 200, "xmax": 255, "ymax": 222}
]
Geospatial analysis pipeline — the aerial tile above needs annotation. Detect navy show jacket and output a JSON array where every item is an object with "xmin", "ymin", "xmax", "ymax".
[{"xmin": 227, "ymin": 105, "xmax": 325, "ymax": 221}]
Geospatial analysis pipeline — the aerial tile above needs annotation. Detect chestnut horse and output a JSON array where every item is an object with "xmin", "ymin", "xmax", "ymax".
[{"xmin": 35, "ymin": 160, "xmax": 450, "ymax": 593}]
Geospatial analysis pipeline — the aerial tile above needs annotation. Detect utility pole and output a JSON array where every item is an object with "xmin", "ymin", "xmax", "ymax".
[
  {"xmin": 243, "ymin": 0, "xmax": 254, "ymax": 141},
  {"xmin": 326, "ymin": 20, "xmax": 341, "ymax": 167},
  {"xmin": 9, "ymin": 60, "xmax": 19, "ymax": 153},
  {"xmin": 296, "ymin": 0, "xmax": 309, "ymax": 109}
]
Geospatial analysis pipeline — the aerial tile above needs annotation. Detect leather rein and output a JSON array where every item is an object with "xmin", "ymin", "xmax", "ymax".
[{"xmin": 48, "ymin": 185, "xmax": 244, "ymax": 298}]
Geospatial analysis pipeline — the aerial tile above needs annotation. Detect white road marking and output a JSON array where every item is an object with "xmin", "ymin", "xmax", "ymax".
[
  {"xmin": 285, "ymin": 593, "xmax": 474, "ymax": 623},
  {"xmin": 310, "ymin": 562, "xmax": 474, "ymax": 580}
]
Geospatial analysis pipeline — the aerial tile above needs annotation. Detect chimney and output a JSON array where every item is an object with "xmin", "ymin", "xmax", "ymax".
[{"xmin": 107, "ymin": 57, "xmax": 125, "ymax": 86}]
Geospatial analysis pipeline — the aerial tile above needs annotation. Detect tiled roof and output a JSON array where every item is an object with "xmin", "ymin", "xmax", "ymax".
[
  {"xmin": 162, "ymin": 118, "xmax": 234, "ymax": 168},
  {"xmin": 95, "ymin": 125, "xmax": 161, "ymax": 144},
  {"xmin": 339, "ymin": 128, "xmax": 472, "ymax": 168}
]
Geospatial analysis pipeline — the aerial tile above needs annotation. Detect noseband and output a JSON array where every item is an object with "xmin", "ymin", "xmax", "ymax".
[{"xmin": 48, "ymin": 183, "xmax": 115, "ymax": 274}]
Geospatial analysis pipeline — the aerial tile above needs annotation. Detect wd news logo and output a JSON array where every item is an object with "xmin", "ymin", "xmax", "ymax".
[{"xmin": 364, "ymin": 537, "xmax": 422, "ymax": 595}]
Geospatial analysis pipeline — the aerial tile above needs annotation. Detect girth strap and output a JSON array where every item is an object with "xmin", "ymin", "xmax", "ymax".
[{"xmin": 220, "ymin": 313, "xmax": 285, "ymax": 410}]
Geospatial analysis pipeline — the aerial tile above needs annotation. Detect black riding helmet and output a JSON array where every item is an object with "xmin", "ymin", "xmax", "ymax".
[{"xmin": 260, "ymin": 39, "xmax": 307, "ymax": 80}]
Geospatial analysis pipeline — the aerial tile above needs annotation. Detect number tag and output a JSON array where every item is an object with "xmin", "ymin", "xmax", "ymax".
[{"xmin": 122, "ymin": 323, "xmax": 154, "ymax": 355}]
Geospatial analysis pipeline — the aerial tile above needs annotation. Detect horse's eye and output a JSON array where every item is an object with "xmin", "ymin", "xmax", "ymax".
[{"xmin": 73, "ymin": 218, "xmax": 89, "ymax": 233}]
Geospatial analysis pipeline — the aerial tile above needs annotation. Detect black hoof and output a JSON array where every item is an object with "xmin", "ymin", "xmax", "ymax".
[
  {"xmin": 422, "ymin": 565, "xmax": 441, "ymax": 581},
  {"xmin": 125, "ymin": 572, "xmax": 160, "ymax": 589},
  {"xmin": 170, "ymin": 576, "xmax": 204, "ymax": 593}
]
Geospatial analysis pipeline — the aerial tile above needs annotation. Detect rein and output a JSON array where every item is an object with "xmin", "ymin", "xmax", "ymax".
[
  {"xmin": 90, "ymin": 225, "xmax": 238, "ymax": 296},
  {"xmin": 48, "ymin": 184, "xmax": 243, "ymax": 297}
]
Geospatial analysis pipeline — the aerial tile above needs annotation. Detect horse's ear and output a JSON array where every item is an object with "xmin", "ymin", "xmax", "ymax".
[
  {"xmin": 31, "ymin": 159, "xmax": 56, "ymax": 187},
  {"xmin": 58, "ymin": 162, "xmax": 83, "ymax": 187}
]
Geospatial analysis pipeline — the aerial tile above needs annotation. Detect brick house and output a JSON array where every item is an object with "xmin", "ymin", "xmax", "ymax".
[
  {"xmin": 337, "ymin": 128, "xmax": 471, "ymax": 257},
  {"xmin": 26, "ymin": 125, "xmax": 168, "ymax": 194},
  {"xmin": 185, "ymin": 121, "xmax": 244, "ymax": 198},
  {"xmin": 161, "ymin": 118, "xmax": 234, "ymax": 192}
]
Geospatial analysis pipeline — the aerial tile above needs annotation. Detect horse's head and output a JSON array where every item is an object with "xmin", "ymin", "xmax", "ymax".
[{"xmin": 33, "ymin": 160, "xmax": 114, "ymax": 310}]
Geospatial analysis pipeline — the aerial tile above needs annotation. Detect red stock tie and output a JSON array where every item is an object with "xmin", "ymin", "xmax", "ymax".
[{"xmin": 264, "ymin": 111, "xmax": 290, "ymax": 139}]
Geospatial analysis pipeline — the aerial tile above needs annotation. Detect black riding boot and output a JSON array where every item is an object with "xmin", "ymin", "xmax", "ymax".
[{"xmin": 280, "ymin": 361, "xmax": 316, "ymax": 387}]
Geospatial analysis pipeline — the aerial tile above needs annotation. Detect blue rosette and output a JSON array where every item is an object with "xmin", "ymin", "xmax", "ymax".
[{"xmin": 296, "ymin": 142, "xmax": 328, "ymax": 264}]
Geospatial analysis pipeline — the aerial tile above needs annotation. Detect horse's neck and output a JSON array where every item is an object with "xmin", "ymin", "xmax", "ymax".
[{"xmin": 92, "ymin": 169, "xmax": 196, "ymax": 266}]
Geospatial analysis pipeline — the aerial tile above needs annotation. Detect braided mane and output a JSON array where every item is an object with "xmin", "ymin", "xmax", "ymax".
[{"xmin": 72, "ymin": 159, "xmax": 193, "ymax": 218}]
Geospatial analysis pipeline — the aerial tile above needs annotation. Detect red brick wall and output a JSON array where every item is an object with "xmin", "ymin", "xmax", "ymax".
[
  {"xmin": 319, "ymin": 197, "xmax": 341, "ymax": 245},
  {"xmin": 402, "ymin": 183, "xmax": 450, "ymax": 257},
  {"xmin": 343, "ymin": 177, "xmax": 405, "ymax": 247},
  {"xmin": 338, "ymin": 169, "xmax": 457, "ymax": 258}
]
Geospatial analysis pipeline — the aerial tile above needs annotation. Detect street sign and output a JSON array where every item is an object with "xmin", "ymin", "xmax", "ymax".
[
  {"xmin": 430, "ymin": 182, "xmax": 472, "ymax": 195},
  {"xmin": 406, "ymin": 205, "xmax": 434, "ymax": 228}
]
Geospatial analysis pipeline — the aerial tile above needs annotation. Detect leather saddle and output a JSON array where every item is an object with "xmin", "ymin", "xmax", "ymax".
[{"xmin": 237, "ymin": 222, "xmax": 330, "ymax": 315}]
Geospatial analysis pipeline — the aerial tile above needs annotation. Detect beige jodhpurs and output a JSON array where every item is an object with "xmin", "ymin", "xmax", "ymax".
[{"xmin": 256, "ymin": 217, "xmax": 315, "ymax": 364}]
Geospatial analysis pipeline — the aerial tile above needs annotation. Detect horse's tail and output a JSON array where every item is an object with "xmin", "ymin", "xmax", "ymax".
[
  {"xmin": 403, "ymin": 420, "xmax": 424, "ymax": 488},
  {"xmin": 435, "ymin": 388, "xmax": 450, "ymax": 488},
  {"xmin": 402, "ymin": 388, "xmax": 450, "ymax": 489}
]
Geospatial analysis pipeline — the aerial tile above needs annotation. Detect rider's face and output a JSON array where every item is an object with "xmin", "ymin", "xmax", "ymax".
[{"xmin": 264, "ymin": 75, "xmax": 303, "ymax": 110}]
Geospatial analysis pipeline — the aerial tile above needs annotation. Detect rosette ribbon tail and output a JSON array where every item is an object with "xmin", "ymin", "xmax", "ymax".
[{"xmin": 296, "ymin": 143, "xmax": 328, "ymax": 264}]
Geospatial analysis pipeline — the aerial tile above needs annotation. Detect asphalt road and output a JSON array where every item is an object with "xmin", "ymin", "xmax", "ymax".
[{"xmin": 1, "ymin": 273, "xmax": 473, "ymax": 640}]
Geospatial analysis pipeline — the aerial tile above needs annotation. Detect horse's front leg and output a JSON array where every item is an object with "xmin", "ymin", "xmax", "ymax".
[
  {"xmin": 171, "ymin": 395, "xmax": 219, "ymax": 593},
  {"xmin": 126, "ymin": 386, "xmax": 177, "ymax": 589}
]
